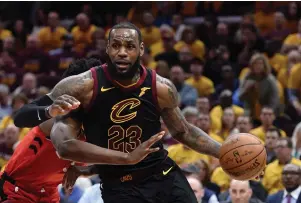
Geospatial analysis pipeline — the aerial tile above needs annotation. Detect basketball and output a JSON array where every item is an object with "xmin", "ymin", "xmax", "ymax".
[{"xmin": 219, "ymin": 133, "xmax": 267, "ymax": 180}]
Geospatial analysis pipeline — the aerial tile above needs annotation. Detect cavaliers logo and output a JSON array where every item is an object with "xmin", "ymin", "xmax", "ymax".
[{"xmin": 110, "ymin": 98, "xmax": 141, "ymax": 123}]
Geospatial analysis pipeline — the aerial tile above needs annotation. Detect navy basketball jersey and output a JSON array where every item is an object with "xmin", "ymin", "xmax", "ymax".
[{"xmin": 82, "ymin": 64, "xmax": 167, "ymax": 178}]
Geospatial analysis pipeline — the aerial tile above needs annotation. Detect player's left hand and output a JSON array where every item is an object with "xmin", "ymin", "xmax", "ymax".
[{"xmin": 62, "ymin": 165, "xmax": 81, "ymax": 195}]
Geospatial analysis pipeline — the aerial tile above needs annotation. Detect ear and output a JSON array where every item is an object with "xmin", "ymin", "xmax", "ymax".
[{"xmin": 140, "ymin": 42, "xmax": 144, "ymax": 57}]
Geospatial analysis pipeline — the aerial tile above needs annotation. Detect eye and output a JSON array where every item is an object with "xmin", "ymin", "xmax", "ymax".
[
  {"xmin": 127, "ymin": 44, "xmax": 135, "ymax": 49},
  {"xmin": 112, "ymin": 43, "xmax": 120, "ymax": 49}
]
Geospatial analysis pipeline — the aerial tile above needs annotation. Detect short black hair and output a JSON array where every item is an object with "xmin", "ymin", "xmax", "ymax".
[
  {"xmin": 108, "ymin": 22, "xmax": 142, "ymax": 43},
  {"xmin": 267, "ymin": 127, "xmax": 282, "ymax": 138},
  {"xmin": 62, "ymin": 58, "xmax": 101, "ymax": 78}
]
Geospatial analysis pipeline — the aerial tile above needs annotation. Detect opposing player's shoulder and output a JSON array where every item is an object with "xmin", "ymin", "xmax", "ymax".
[
  {"xmin": 48, "ymin": 70, "xmax": 94, "ymax": 102},
  {"xmin": 156, "ymin": 74, "xmax": 179, "ymax": 109}
]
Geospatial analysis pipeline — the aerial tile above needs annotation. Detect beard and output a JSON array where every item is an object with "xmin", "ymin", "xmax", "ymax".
[{"xmin": 107, "ymin": 56, "xmax": 141, "ymax": 80}]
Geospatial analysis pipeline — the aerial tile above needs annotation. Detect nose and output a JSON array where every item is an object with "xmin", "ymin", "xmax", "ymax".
[{"xmin": 118, "ymin": 46, "xmax": 127, "ymax": 57}]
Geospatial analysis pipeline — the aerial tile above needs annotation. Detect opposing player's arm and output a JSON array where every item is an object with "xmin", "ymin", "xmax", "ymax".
[
  {"xmin": 13, "ymin": 94, "xmax": 80, "ymax": 128},
  {"xmin": 157, "ymin": 75, "xmax": 221, "ymax": 158},
  {"xmin": 51, "ymin": 113, "xmax": 164, "ymax": 165}
]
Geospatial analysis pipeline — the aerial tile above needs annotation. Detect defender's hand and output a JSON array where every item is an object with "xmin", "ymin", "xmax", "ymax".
[
  {"xmin": 48, "ymin": 95, "xmax": 80, "ymax": 117},
  {"xmin": 62, "ymin": 165, "xmax": 81, "ymax": 196},
  {"xmin": 126, "ymin": 131, "xmax": 165, "ymax": 164}
]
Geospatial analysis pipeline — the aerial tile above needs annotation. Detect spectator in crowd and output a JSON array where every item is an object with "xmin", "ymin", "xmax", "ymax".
[
  {"xmin": 236, "ymin": 115, "xmax": 253, "ymax": 133},
  {"xmin": 37, "ymin": 11, "xmax": 67, "ymax": 52},
  {"xmin": 262, "ymin": 137, "xmax": 301, "ymax": 195},
  {"xmin": 170, "ymin": 65, "xmax": 198, "ymax": 108},
  {"xmin": 287, "ymin": 50, "xmax": 301, "ymax": 120},
  {"xmin": 155, "ymin": 60, "xmax": 170, "ymax": 79},
  {"xmin": 210, "ymin": 90, "xmax": 244, "ymax": 134},
  {"xmin": 174, "ymin": 26, "xmax": 206, "ymax": 61},
  {"xmin": 196, "ymin": 112, "xmax": 224, "ymax": 143},
  {"xmin": 277, "ymin": 50, "xmax": 301, "ymax": 95},
  {"xmin": 0, "ymin": 84, "xmax": 11, "ymax": 122},
  {"xmin": 140, "ymin": 47, "xmax": 157, "ymax": 70},
  {"xmin": 239, "ymin": 54, "xmax": 280, "ymax": 120},
  {"xmin": 71, "ymin": 13, "xmax": 97, "ymax": 52},
  {"xmin": 17, "ymin": 35, "xmax": 48, "ymax": 74},
  {"xmin": 0, "ymin": 19, "xmax": 12, "ymax": 41},
  {"xmin": 196, "ymin": 97, "xmax": 210, "ymax": 114},
  {"xmin": 282, "ymin": 19, "xmax": 301, "ymax": 54},
  {"xmin": 249, "ymin": 106, "xmax": 286, "ymax": 143},
  {"xmin": 217, "ymin": 107, "xmax": 239, "ymax": 140},
  {"xmin": 171, "ymin": 14, "xmax": 185, "ymax": 42},
  {"xmin": 11, "ymin": 19, "xmax": 29, "ymax": 52},
  {"xmin": 194, "ymin": 159, "xmax": 221, "ymax": 195},
  {"xmin": 141, "ymin": 12, "xmax": 161, "ymax": 47},
  {"xmin": 265, "ymin": 127, "xmax": 281, "ymax": 164},
  {"xmin": 267, "ymin": 163, "xmax": 301, "ymax": 203},
  {"xmin": 267, "ymin": 12, "xmax": 290, "ymax": 42},
  {"xmin": 13, "ymin": 73, "xmax": 38, "ymax": 101},
  {"xmin": 0, "ymin": 124, "xmax": 20, "ymax": 169},
  {"xmin": 0, "ymin": 93, "xmax": 29, "ymax": 140},
  {"xmin": 220, "ymin": 180, "xmax": 264, "ymax": 203},
  {"xmin": 187, "ymin": 176, "xmax": 219, "ymax": 203},
  {"xmin": 292, "ymin": 122, "xmax": 301, "ymax": 159},
  {"xmin": 185, "ymin": 57, "xmax": 215, "ymax": 97},
  {"xmin": 213, "ymin": 64, "xmax": 239, "ymax": 101}
]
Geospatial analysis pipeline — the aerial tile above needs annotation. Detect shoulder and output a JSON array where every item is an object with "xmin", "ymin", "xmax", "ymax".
[
  {"xmin": 292, "ymin": 158, "xmax": 301, "ymax": 166},
  {"xmin": 202, "ymin": 76, "xmax": 214, "ymax": 86},
  {"xmin": 71, "ymin": 26, "xmax": 79, "ymax": 33},
  {"xmin": 267, "ymin": 191, "xmax": 283, "ymax": 201}
]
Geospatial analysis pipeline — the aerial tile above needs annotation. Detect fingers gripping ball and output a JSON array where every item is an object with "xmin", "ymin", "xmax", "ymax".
[{"xmin": 219, "ymin": 133, "xmax": 267, "ymax": 180}]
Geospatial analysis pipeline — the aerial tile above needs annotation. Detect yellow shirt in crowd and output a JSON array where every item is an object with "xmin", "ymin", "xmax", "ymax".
[
  {"xmin": 71, "ymin": 25, "xmax": 97, "ymax": 52},
  {"xmin": 249, "ymin": 126, "xmax": 286, "ymax": 143},
  {"xmin": 0, "ymin": 29, "xmax": 12, "ymax": 40},
  {"xmin": 141, "ymin": 26, "xmax": 161, "ymax": 47},
  {"xmin": 287, "ymin": 63, "xmax": 301, "ymax": 102},
  {"xmin": 0, "ymin": 116, "xmax": 30, "ymax": 140},
  {"xmin": 38, "ymin": 26, "xmax": 68, "ymax": 51},
  {"xmin": 174, "ymin": 40, "xmax": 206, "ymax": 60},
  {"xmin": 210, "ymin": 105, "xmax": 244, "ymax": 133},
  {"xmin": 167, "ymin": 143, "xmax": 210, "ymax": 166},
  {"xmin": 211, "ymin": 166, "xmax": 231, "ymax": 192},
  {"xmin": 269, "ymin": 53, "xmax": 287, "ymax": 73},
  {"xmin": 262, "ymin": 158, "xmax": 301, "ymax": 195},
  {"xmin": 283, "ymin": 33, "xmax": 301, "ymax": 46},
  {"xmin": 150, "ymin": 41, "xmax": 165, "ymax": 57},
  {"xmin": 185, "ymin": 76, "xmax": 215, "ymax": 97}
]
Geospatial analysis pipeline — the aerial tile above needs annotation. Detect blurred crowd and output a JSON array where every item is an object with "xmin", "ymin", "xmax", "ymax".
[{"xmin": 1, "ymin": 1, "xmax": 301, "ymax": 203}]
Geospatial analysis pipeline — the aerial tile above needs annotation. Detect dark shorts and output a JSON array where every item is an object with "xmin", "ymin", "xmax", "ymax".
[{"xmin": 101, "ymin": 163, "xmax": 197, "ymax": 203}]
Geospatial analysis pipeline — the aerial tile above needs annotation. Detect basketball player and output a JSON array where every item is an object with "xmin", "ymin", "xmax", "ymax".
[
  {"xmin": 0, "ymin": 58, "xmax": 164, "ymax": 203},
  {"xmin": 44, "ymin": 22, "xmax": 224, "ymax": 203}
]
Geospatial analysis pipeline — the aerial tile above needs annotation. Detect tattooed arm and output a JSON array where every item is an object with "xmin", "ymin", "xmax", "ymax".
[
  {"xmin": 47, "ymin": 70, "xmax": 94, "ymax": 108},
  {"xmin": 157, "ymin": 75, "xmax": 221, "ymax": 158}
]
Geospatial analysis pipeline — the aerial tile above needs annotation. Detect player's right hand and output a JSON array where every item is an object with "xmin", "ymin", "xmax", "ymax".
[
  {"xmin": 126, "ymin": 131, "xmax": 165, "ymax": 164},
  {"xmin": 48, "ymin": 94, "xmax": 81, "ymax": 117}
]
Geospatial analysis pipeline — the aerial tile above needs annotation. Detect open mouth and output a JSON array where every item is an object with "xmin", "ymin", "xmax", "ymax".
[{"xmin": 115, "ymin": 61, "xmax": 130, "ymax": 69}]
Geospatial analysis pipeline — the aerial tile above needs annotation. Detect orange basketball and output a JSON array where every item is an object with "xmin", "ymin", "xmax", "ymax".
[{"xmin": 219, "ymin": 133, "xmax": 267, "ymax": 180}]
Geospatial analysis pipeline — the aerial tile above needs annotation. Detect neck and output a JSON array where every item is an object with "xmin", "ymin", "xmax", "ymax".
[
  {"xmin": 262, "ymin": 124, "xmax": 272, "ymax": 130},
  {"xmin": 279, "ymin": 156, "xmax": 291, "ymax": 165},
  {"xmin": 114, "ymin": 69, "xmax": 140, "ymax": 86},
  {"xmin": 193, "ymin": 74, "xmax": 201, "ymax": 79}
]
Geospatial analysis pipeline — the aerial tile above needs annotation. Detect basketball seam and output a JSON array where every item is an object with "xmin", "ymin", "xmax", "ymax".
[
  {"xmin": 223, "ymin": 147, "xmax": 265, "ymax": 170},
  {"xmin": 220, "ymin": 142, "xmax": 261, "ymax": 160}
]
